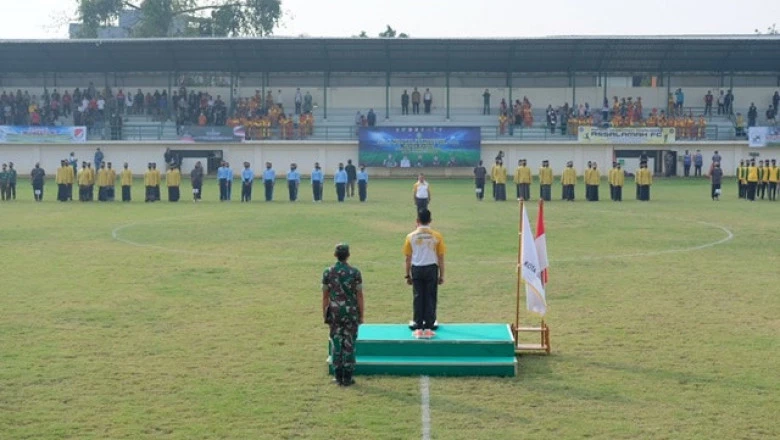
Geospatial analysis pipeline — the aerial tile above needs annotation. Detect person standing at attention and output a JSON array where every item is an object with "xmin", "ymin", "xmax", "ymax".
[
  {"xmin": 190, "ymin": 161, "xmax": 203, "ymax": 202},
  {"xmin": 473, "ymin": 160, "xmax": 487, "ymax": 201},
  {"xmin": 482, "ymin": 89, "xmax": 491, "ymax": 115},
  {"xmin": 166, "ymin": 165, "xmax": 181, "ymax": 202},
  {"xmin": 241, "ymin": 161, "xmax": 254, "ymax": 202},
  {"xmin": 683, "ymin": 150, "xmax": 692, "ymax": 177},
  {"xmin": 263, "ymin": 162, "xmax": 275, "ymax": 202},
  {"xmin": 539, "ymin": 160, "xmax": 553, "ymax": 201},
  {"xmin": 411, "ymin": 87, "xmax": 421, "ymax": 115},
  {"xmin": 334, "ymin": 163, "xmax": 348, "ymax": 202},
  {"xmin": 514, "ymin": 159, "xmax": 531, "ymax": 201},
  {"xmin": 491, "ymin": 160, "xmax": 507, "ymax": 201},
  {"xmin": 97, "ymin": 162, "xmax": 109, "ymax": 202},
  {"xmin": 423, "ymin": 88, "xmax": 433, "ymax": 114},
  {"xmin": 357, "ymin": 165, "xmax": 368, "ymax": 202},
  {"xmin": 56, "ymin": 160, "xmax": 69, "ymax": 202},
  {"xmin": 322, "ymin": 243, "xmax": 364, "ymax": 387},
  {"xmin": 561, "ymin": 161, "xmax": 576, "ymax": 201},
  {"xmin": 144, "ymin": 163, "xmax": 155, "ymax": 202},
  {"xmin": 710, "ymin": 162, "xmax": 723, "ymax": 201},
  {"xmin": 693, "ymin": 150, "xmax": 703, "ymax": 177},
  {"xmin": 311, "ymin": 162, "xmax": 324, "ymax": 202},
  {"xmin": 413, "ymin": 173, "xmax": 431, "ymax": 212},
  {"xmin": 120, "ymin": 162, "xmax": 133, "ymax": 202},
  {"xmin": 345, "ymin": 159, "xmax": 357, "ymax": 198},
  {"xmin": 636, "ymin": 160, "xmax": 653, "ymax": 201},
  {"xmin": 30, "ymin": 163, "xmax": 45, "ymax": 202},
  {"xmin": 403, "ymin": 209, "xmax": 446, "ymax": 339},
  {"xmin": 287, "ymin": 163, "xmax": 300, "ymax": 202},
  {"xmin": 768, "ymin": 159, "xmax": 779, "ymax": 201},
  {"xmin": 612, "ymin": 162, "xmax": 624, "ymax": 202}
]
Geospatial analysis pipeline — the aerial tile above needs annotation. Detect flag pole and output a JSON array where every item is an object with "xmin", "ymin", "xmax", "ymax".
[{"xmin": 515, "ymin": 198, "xmax": 524, "ymax": 340}]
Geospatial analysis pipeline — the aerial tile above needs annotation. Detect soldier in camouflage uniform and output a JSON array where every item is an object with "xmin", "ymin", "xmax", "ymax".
[{"xmin": 322, "ymin": 243, "xmax": 365, "ymax": 386}]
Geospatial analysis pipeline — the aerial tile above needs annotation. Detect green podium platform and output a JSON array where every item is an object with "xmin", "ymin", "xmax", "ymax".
[{"xmin": 327, "ymin": 323, "xmax": 517, "ymax": 377}]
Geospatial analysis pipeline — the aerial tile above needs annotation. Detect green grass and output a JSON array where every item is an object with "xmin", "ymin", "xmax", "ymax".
[{"xmin": 1, "ymin": 177, "xmax": 779, "ymax": 440}]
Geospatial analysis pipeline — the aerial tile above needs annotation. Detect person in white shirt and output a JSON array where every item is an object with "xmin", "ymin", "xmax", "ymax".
[
  {"xmin": 400, "ymin": 156, "xmax": 411, "ymax": 168},
  {"xmin": 412, "ymin": 173, "xmax": 430, "ymax": 211},
  {"xmin": 403, "ymin": 208, "xmax": 446, "ymax": 337},
  {"xmin": 97, "ymin": 96, "xmax": 106, "ymax": 116},
  {"xmin": 276, "ymin": 90, "xmax": 284, "ymax": 110},
  {"xmin": 423, "ymin": 88, "xmax": 433, "ymax": 114}
]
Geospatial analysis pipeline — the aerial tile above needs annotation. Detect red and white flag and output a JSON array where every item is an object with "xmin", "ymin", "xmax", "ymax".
[{"xmin": 535, "ymin": 200, "xmax": 549, "ymax": 285}]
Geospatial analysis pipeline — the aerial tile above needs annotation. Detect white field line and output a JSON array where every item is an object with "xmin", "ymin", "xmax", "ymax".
[{"xmin": 420, "ymin": 375, "xmax": 431, "ymax": 440}]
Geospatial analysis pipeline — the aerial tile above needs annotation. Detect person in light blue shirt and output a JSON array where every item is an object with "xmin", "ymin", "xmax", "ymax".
[
  {"xmin": 217, "ymin": 161, "xmax": 228, "ymax": 201},
  {"xmin": 263, "ymin": 162, "xmax": 275, "ymax": 201},
  {"xmin": 224, "ymin": 162, "xmax": 233, "ymax": 200},
  {"xmin": 287, "ymin": 163, "xmax": 301, "ymax": 201},
  {"xmin": 241, "ymin": 162, "xmax": 254, "ymax": 202},
  {"xmin": 311, "ymin": 162, "xmax": 324, "ymax": 202},
  {"xmin": 334, "ymin": 162, "xmax": 348, "ymax": 202},
  {"xmin": 357, "ymin": 165, "xmax": 368, "ymax": 202}
]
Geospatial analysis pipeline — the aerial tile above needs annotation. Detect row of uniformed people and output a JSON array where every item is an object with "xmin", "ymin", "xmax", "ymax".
[
  {"xmin": 53, "ymin": 161, "xmax": 370, "ymax": 203},
  {"xmin": 736, "ymin": 159, "xmax": 779, "ymax": 201},
  {"xmin": 482, "ymin": 159, "xmax": 653, "ymax": 202}
]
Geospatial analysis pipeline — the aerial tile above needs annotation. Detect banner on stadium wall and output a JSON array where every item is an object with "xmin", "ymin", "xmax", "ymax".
[
  {"xmin": 179, "ymin": 125, "xmax": 245, "ymax": 143},
  {"xmin": 358, "ymin": 127, "xmax": 481, "ymax": 167},
  {"xmin": 747, "ymin": 127, "xmax": 780, "ymax": 148},
  {"xmin": 577, "ymin": 126, "xmax": 676, "ymax": 144},
  {"xmin": 0, "ymin": 126, "xmax": 87, "ymax": 143}
]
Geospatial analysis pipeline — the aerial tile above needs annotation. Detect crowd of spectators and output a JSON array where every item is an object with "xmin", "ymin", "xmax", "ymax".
[{"xmin": 227, "ymin": 89, "xmax": 315, "ymax": 140}]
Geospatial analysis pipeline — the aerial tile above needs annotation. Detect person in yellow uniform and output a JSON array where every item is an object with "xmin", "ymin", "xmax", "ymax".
[
  {"xmin": 152, "ymin": 163, "xmax": 162, "ymax": 201},
  {"xmin": 561, "ymin": 161, "xmax": 577, "ymax": 201},
  {"xmin": 55, "ymin": 160, "xmax": 69, "ymax": 202},
  {"xmin": 736, "ymin": 159, "xmax": 746, "ymax": 199},
  {"xmin": 608, "ymin": 161, "xmax": 618, "ymax": 201},
  {"xmin": 612, "ymin": 162, "xmax": 624, "ymax": 202},
  {"xmin": 77, "ymin": 162, "xmax": 89, "ymax": 201},
  {"xmin": 745, "ymin": 159, "xmax": 759, "ymax": 201},
  {"xmin": 120, "ymin": 162, "xmax": 133, "ymax": 202},
  {"xmin": 97, "ymin": 162, "xmax": 110, "ymax": 201},
  {"xmin": 514, "ymin": 159, "xmax": 532, "ymax": 201},
  {"xmin": 86, "ymin": 162, "xmax": 96, "ymax": 201},
  {"xmin": 166, "ymin": 165, "xmax": 181, "ymax": 202},
  {"xmin": 636, "ymin": 160, "xmax": 653, "ymax": 201},
  {"xmin": 585, "ymin": 162, "xmax": 600, "ymax": 201},
  {"xmin": 106, "ymin": 162, "xmax": 116, "ymax": 201},
  {"xmin": 768, "ymin": 159, "xmax": 779, "ymax": 201},
  {"xmin": 760, "ymin": 160, "xmax": 771, "ymax": 200},
  {"xmin": 491, "ymin": 159, "xmax": 507, "ymax": 201},
  {"xmin": 63, "ymin": 159, "xmax": 75, "ymax": 201},
  {"xmin": 538, "ymin": 160, "xmax": 553, "ymax": 201},
  {"xmin": 144, "ymin": 162, "xmax": 155, "ymax": 202}
]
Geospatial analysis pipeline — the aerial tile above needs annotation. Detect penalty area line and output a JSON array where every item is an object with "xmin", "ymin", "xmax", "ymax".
[{"xmin": 420, "ymin": 375, "xmax": 431, "ymax": 440}]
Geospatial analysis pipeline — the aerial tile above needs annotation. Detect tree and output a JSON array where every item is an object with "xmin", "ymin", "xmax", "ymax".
[
  {"xmin": 754, "ymin": 23, "xmax": 778, "ymax": 35},
  {"xmin": 352, "ymin": 25, "xmax": 408, "ymax": 39},
  {"xmin": 73, "ymin": 0, "xmax": 282, "ymax": 38}
]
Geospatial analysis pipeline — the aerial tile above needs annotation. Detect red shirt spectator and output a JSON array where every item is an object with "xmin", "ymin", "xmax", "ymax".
[{"xmin": 31, "ymin": 111, "xmax": 41, "ymax": 125}]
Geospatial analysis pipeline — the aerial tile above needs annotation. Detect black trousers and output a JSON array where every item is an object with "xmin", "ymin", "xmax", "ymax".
[
  {"xmin": 79, "ymin": 185, "xmax": 89, "ymax": 201},
  {"xmin": 402, "ymin": 103, "xmax": 409, "ymax": 115},
  {"xmin": 638, "ymin": 185, "xmax": 651, "ymax": 201},
  {"xmin": 540, "ymin": 184, "xmax": 551, "ymax": 201},
  {"xmin": 411, "ymin": 264, "xmax": 439, "ymax": 330},
  {"xmin": 88, "ymin": 185, "xmax": 94, "ymax": 201},
  {"xmin": 336, "ymin": 183, "xmax": 346, "ymax": 202},
  {"xmin": 33, "ymin": 183, "xmax": 43, "ymax": 201},
  {"xmin": 122, "ymin": 185, "xmax": 131, "ymax": 202},
  {"xmin": 747, "ymin": 182, "xmax": 757, "ymax": 201},
  {"xmin": 562, "ymin": 184, "xmax": 575, "ymax": 201},
  {"xmin": 288, "ymin": 181, "xmax": 298, "ymax": 201},
  {"xmin": 587, "ymin": 185, "xmax": 599, "ymax": 201},
  {"xmin": 415, "ymin": 197, "xmax": 429, "ymax": 212},
  {"xmin": 98, "ymin": 186, "xmax": 108, "ymax": 202},
  {"xmin": 145, "ymin": 185, "xmax": 154, "ymax": 202},
  {"xmin": 219, "ymin": 179, "xmax": 228, "ymax": 201},
  {"xmin": 516, "ymin": 183, "xmax": 530, "ymax": 201},
  {"xmin": 684, "ymin": 164, "xmax": 691, "ymax": 177},
  {"xmin": 613, "ymin": 186, "xmax": 623, "ymax": 201},
  {"xmin": 358, "ymin": 180, "xmax": 367, "ymax": 202},
  {"xmin": 711, "ymin": 183, "xmax": 721, "ymax": 199},
  {"xmin": 347, "ymin": 180, "xmax": 355, "ymax": 197},
  {"xmin": 312, "ymin": 181, "xmax": 323, "ymax": 201},
  {"xmin": 67, "ymin": 184, "xmax": 73, "ymax": 200},
  {"xmin": 242, "ymin": 182, "xmax": 252, "ymax": 202},
  {"xmin": 168, "ymin": 186, "xmax": 180, "ymax": 202},
  {"xmin": 739, "ymin": 182, "xmax": 745, "ymax": 199},
  {"xmin": 413, "ymin": 102, "xmax": 420, "ymax": 114},
  {"xmin": 475, "ymin": 179, "xmax": 485, "ymax": 200},
  {"xmin": 759, "ymin": 182, "xmax": 767, "ymax": 199},
  {"xmin": 107, "ymin": 186, "xmax": 115, "ymax": 201},
  {"xmin": 694, "ymin": 165, "xmax": 702, "ymax": 177},
  {"xmin": 264, "ymin": 180, "xmax": 274, "ymax": 201},
  {"xmin": 57, "ymin": 184, "xmax": 66, "ymax": 201},
  {"xmin": 768, "ymin": 182, "xmax": 778, "ymax": 200},
  {"xmin": 424, "ymin": 100, "xmax": 431, "ymax": 114},
  {"xmin": 154, "ymin": 185, "xmax": 160, "ymax": 201},
  {"xmin": 10, "ymin": 182, "xmax": 16, "ymax": 199},
  {"xmin": 192, "ymin": 182, "xmax": 202, "ymax": 200},
  {"xmin": 494, "ymin": 183, "xmax": 506, "ymax": 201}
]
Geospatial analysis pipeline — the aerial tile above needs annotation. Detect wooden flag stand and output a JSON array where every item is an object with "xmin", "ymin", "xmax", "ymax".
[{"xmin": 511, "ymin": 200, "xmax": 551, "ymax": 355}]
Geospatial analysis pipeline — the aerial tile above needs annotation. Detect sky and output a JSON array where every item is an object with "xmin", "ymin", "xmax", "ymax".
[{"xmin": 3, "ymin": 0, "xmax": 779, "ymax": 39}]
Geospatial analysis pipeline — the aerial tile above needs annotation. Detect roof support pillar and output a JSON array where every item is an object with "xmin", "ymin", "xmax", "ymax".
[
  {"xmin": 570, "ymin": 71, "xmax": 576, "ymax": 108},
  {"xmin": 507, "ymin": 72, "xmax": 513, "ymax": 137},
  {"xmin": 385, "ymin": 70, "xmax": 390, "ymax": 120},
  {"xmin": 667, "ymin": 73, "xmax": 672, "ymax": 113},
  {"xmin": 324, "ymin": 71, "xmax": 329, "ymax": 121},
  {"xmin": 167, "ymin": 72, "xmax": 173, "ymax": 116},
  {"xmin": 603, "ymin": 73, "xmax": 608, "ymax": 103},
  {"xmin": 445, "ymin": 71, "xmax": 451, "ymax": 121}
]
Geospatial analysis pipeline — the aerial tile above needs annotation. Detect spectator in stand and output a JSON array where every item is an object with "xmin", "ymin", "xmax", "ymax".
[
  {"xmin": 735, "ymin": 113, "xmax": 746, "ymax": 137},
  {"xmin": 500, "ymin": 99, "xmax": 507, "ymax": 115},
  {"xmin": 423, "ymin": 88, "xmax": 432, "ymax": 114},
  {"xmin": 354, "ymin": 111, "xmax": 362, "ymax": 134},
  {"xmin": 693, "ymin": 150, "xmax": 703, "ymax": 177},
  {"xmin": 725, "ymin": 89, "xmax": 734, "ymax": 115},
  {"xmin": 198, "ymin": 112, "xmax": 207, "ymax": 126},
  {"xmin": 716, "ymin": 90, "xmax": 725, "ymax": 115},
  {"xmin": 276, "ymin": 90, "xmax": 284, "ymax": 112},
  {"xmin": 773, "ymin": 91, "xmax": 780, "ymax": 114},
  {"xmin": 62, "ymin": 90, "xmax": 72, "ymax": 117},
  {"xmin": 367, "ymin": 109, "xmax": 376, "ymax": 127},
  {"xmin": 748, "ymin": 103, "xmax": 758, "ymax": 127},
  {"xmin": 675, "ymin": 88, "xmax": 684, "ymax": 116},
  {"xmin": 482, "ymin": 89, "xmax": 491, "ymax": 115},
  {"xmin": 766, "ymin": 105, "xmax": 776, "ymax": 125},
  {"xmin": 303, "ymin": 91, "xmax": 313, "ymax": 114},
  {"xmin": 401, "ymin": 90, "xmax": 409, "ymax": 115},
  {"xmin": 294, "ymin": 88, "xmax": 302, "ymax": 115},
  {"xmin": 704, "ymin": 90, "xmax": 713, "ymax": 116},
  {"xmin": 411, "ymin": 88, "xmax": 421, "ymax": 114}
]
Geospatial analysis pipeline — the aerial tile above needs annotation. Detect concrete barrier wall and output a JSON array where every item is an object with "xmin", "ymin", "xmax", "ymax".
[{"xmin": 0, "ymin": 140, "xmax": 762, "ymax": 178}]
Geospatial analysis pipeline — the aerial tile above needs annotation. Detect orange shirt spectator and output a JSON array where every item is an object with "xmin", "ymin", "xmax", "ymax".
[{"xmin": 198, "ymin": 113, "xmax": 207, "ymax": 126}]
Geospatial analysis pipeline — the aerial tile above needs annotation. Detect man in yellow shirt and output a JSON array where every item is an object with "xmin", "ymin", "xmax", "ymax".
[
  {"xmin": 737, "ymin": 159, "xmax": 746, "ymax": 199},
  {"xmin": 106, "ymin": 163, "xmax": 117, "ymax": 201},
  {"xmin": 403, "ymin": 209, "xmax": 446, "ymax": 338},
  {"xmin": 760, "ymin": 160, "xmax": 771, "ymax": 200},
  {"xmin": 538, "ymin": 160, "xmax": 553, "ymax": 201},
  {"xmin": 491, "ymin": 159, "xmax": 507, "ymax": 201},
  {"xmin": 144, "ymin": 163, "xmax": 155, "ymax": 202},
  {"xmin": 745, "ymin": 159, "xmax": 759, "ymax": 201},
  {"xmin": 120, "ymin": 163, "xmax": 133, "ymax": 202},
  {"xmin": 166, "ymin": 165, "xmax": 181, "ymax": 202},
  {"xmin": 768, "ymin": 159, "xmax": 778, "ymax": 201},
  {"xmin": 636, "ymin": 160, "xmax": 653, "ymax": 201},
  {"xmin": 612, "ymin": 162, "xmax": 624, "ymax": 202},
  {"xmin": 86, "ymin": 162, "xmax": 96, "ymax": 201},
  {"xmin": 77, "ymin": 161, "xmax": 90, "ymax": 202},
  {"xmin": 97, "ymin": 163, "xmax": 110, "ymax": 202},
  {"xmin": 585, "ymin": 162, "xmax": 600, "ymax": 201},
  {"xmin": 561, "ymin": 161, "xmax": 577, "ymax": 201},
  {"xmin": 514, "ymin": 159, "xmax": 531, "ymax": 201},
  {"xmin": 152, "ymin": 163, "xmax": 162, "ymax": 202},
  {"xmin": 55, "ymin": 160, "xmax": 70, "ymax": 202}
]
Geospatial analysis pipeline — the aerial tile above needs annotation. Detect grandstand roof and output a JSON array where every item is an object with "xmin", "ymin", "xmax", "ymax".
[{"xmin": 2, "ymin": 36, "xmax": 779, "ymax": 74}]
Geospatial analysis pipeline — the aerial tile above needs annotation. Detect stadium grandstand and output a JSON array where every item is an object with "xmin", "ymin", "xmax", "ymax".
[{"xmin": 1, "ymin": 35, "xmax": 779, "ymax": 143}]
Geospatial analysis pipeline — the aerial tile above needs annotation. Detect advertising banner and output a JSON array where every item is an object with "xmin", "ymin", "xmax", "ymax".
[
  {"xmin": 0, "ymin": 126, "xmax": 87, "ymax": 143},
  {"xmin": 179, "ymin": 125, "xmax": 245, "ymax": 143},
  {"xmin": 748, "ymin": 127, "xmax": 780, "ymax": 148},
  {"xmin": 578, "ymin": 126, "xmax": 676, "ymax": 144},
  {"xmin": 358, "ymin": 127, "xmax": 481, "ymax": 167}
]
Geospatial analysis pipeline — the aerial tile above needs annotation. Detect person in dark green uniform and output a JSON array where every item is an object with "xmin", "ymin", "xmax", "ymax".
[
  {"xmin": 8, "ymin": 162, "xmax": 17, "ymax": 200},
  {"xmin": 0, "ymin": 163, "xmax": 10, "ymax": 201},
  {"xmin": 322, "ymin": 243, "xmax": 364, "ymax": 387}
]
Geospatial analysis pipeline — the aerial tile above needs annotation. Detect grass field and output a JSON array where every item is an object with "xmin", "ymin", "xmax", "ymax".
[{"xmin": 1, "ymin": 177, "xmax": 779, "ymax": 440}]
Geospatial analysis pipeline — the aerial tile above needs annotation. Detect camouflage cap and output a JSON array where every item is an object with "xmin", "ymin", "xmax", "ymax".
[{"xmin": 335, "ymin": 243, "xmax": 350, "ymax": 253}]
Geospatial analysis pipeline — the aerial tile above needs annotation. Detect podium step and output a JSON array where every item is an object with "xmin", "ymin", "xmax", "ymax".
[{"xmin": 327, "ymin": 323, "xmax": 517, "ymax": 377}]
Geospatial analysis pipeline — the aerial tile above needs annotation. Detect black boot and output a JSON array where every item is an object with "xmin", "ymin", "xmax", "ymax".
[
  {"xmin": 340, "ymin": 370, "xmax": 355, "ymax": 387},
  {"xmin": 332, "ymin": 368, "xmax": 343, "ymax": 385}
]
